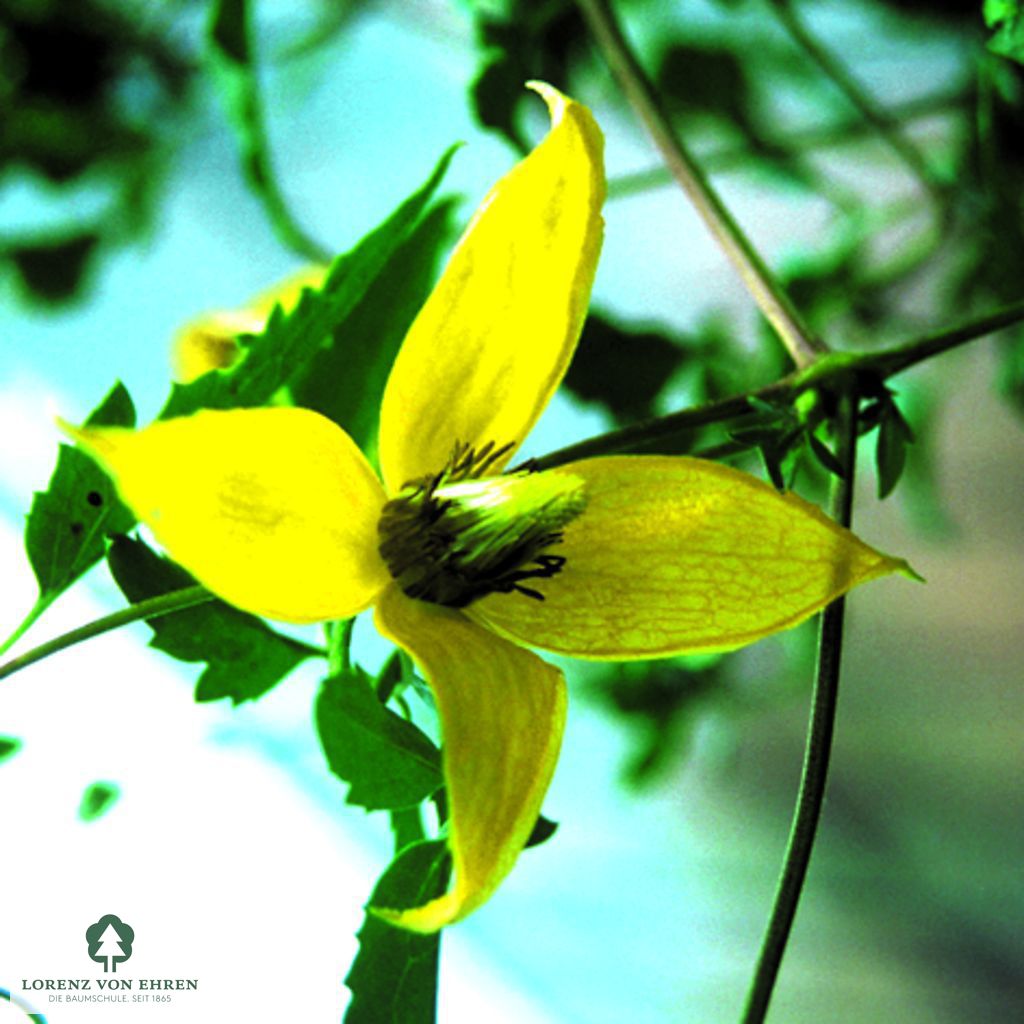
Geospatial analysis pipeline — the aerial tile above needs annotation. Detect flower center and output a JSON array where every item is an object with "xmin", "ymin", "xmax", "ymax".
[{"xmin": 377, "ymin": 442, "xmax": 587, "ymax": 608}]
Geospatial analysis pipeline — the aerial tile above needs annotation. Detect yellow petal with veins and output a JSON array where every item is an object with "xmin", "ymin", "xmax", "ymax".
[
  {"xmin": 378, "ymin": 82, "xmax": 605, "ymax": 493},
  {"xmin": 172, "ymin": 265, "xmax": 328, "ymax": 383},
  {"xmin": 372, "ymin": 585, "xmax": 566, "ymax": 932},
  {"xmin": 471, "ymin": 456, "xmax": 915, "ymax": 658},
  {"xmin": 62, "ymin": 407, "xmax": 389, "ymax": 623}
]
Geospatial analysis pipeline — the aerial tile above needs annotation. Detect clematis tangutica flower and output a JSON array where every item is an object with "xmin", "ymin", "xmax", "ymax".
[{"xmin": 63, "ymin": 84, "xmax": 911, "ymax": 933}]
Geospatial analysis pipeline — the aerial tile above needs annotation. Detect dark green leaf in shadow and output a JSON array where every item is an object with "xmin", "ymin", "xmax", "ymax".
[
  {"xmin": 160, "ymin": 145, "xmax": 457, "ymax": 420},
  {"xmin": 525, "ymin": 813, "xmax": 559, "ymax": 849},
  {"xmin": 875, "ymin": 395, "xmax": 916, "ymax": 499},
  {"xmin": 344, "ymin": 839, "xmax": 450, "ymax": 1024},
  {"xmin": 9, "ymin": 233, "xmax": 101, "ymax": 302},
  {"xmin": 79, "ymin": 781, "xmax": 120, "ymax": 822},
  {"xmin": 470, "ymin": 2, "xmax": 587, "ymax": 153},
  {"xmin": 566, "ymin": 313, "xmax": 684, "ymax": 424},
  {"xmin": 290, "ymin": 200, "xmax": 457, "ymax": 455},
  {"xmin": 107, "ymin": 536, "xmax": 316, "ymax": 704},
  {"xmin": 316, "ymin": 670, "xmax": 441, "ymax": 812}
]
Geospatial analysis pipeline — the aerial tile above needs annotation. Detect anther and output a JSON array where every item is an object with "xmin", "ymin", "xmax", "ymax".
[{"xmin": 377, "ymin": 441, "xmax": 586, "ymax": 608}]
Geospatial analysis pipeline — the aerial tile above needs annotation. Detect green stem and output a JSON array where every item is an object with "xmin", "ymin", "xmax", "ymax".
[
  {"xmin": 575, "ymin": 0, "xmax": 826, "ymax": 369},
  {"xmin": 768, "ymin": 0, "xmax": 946, "ymax": 200},
  {"xmin": 210, "ymin": 0, "xmax": 332, "ymax": 265},
  {"xmin": 0, "ymin": 594, "xmax": 55, "ymax": 658},
  {"xmin": 869, "ymin": 299, "xmax": 1024, "ymax": 378},
  {"xmin": 740, "ymin": 389, "xmax": 858, "ymax": 1024},
  {"xmin": 606, "ymin": 89, "xmax": 966, "ymax": 200},
  {"xmin": 326, "ymin": 618, "xmax": 354, "ymax": 676},
  {"xmin": 535, "ymin": 298, "xmax": 1024, "ymax": 469},
  {"xmin": 0, "ymin": 586, "xmax": 213, "ymax": 684}
]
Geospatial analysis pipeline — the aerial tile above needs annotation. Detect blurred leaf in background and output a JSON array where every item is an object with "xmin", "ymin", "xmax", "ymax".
[{"xmin": 0, "ymin": 0, "xmax": 192, "ymax": 302}]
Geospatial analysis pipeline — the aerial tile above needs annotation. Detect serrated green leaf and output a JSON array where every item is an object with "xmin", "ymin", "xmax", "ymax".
[
  {"xmin": 345, "ymin": 839, "xmax": 450, "ymax": 1024},
  {"xmin": 316, "ymin": 670, "xmax": 441, "ymax": 812},
  {"xmin": 160, "ymin": 145, "xmax": 457, "ymax": 420},
  {"xmin": 25, "ymin": 382, "xmax": 136, "ymax": 601},
  {"xmin": 290, "ymin": 199, "xmax": 457, "ymax": 455},
  {"xmin": 107, "ymin": 535, "xmax": 316, "ymax": 704},
  {"xmin": 79, "ymin": 781, "xmax": 120, "ymax": 822},
  {"xmin": 0, "ymin": 736, "xmax": 22, "ymax": 763}
]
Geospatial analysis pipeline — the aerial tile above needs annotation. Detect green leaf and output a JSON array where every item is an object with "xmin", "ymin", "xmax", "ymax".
[
  {"xmin": 160, "ymin": 145, "xmax": 457, "ymax": 420},
  {"xmin": 875, "ymin": 398, "xmax": 915, "ymax": 499},
  {"xmin": 0, "ymin": 736, "xmax": 22, "ymax": 763},
  {"xmin": 107, "ymin": 536, "xmax": 316, "ymax": 704},
  {"xmin": 79, "ymin": 781, "xmax": 120, "ymax": 822},
  {"xmin": 470, "ymin": 4, "xmax": 587, "ymax": 153},
  {"xmin": 289, "ymin": 199, "xmax": 458, "ymax": 455},
  {"xmin": 316, "ymin": 669, "xmax": 441, "ymax": 812},
  {"xmin": 807, "ymin": 432, "xmax": 846, "ymax": 479},
  {"xmin": 565, "ymin": 313, "xmax": 685, "ymax": 424},
  {"xmin": 24, "ymin": 382, "xmax": 136, "ymax": 608},
  {"xmin": 524, "ymin": 813, "xmax": 559, "ymax": 848},
  {"xmin": 344, "ymin": 839, "xmax": 450, "ymax": 1024},
  {"xmin": 985, "ymin": 0, "xmax": 1024, "ymax": 64},
  {"xmin": 9, "ymin": 232, "xmax": 101, "ymax": 302}
]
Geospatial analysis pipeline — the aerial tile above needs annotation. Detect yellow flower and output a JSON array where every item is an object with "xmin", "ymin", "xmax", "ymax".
[
  {"xmin": 171, "ymin": 266, "xmax": 328, "ymax": 383},
  {"xmin": 63, "ymin": 84, "xmax": 909, "ymax": 933}
]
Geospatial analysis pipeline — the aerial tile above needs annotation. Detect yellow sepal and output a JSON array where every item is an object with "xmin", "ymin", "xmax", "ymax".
[
  {"xmin": 372, "ymin": 586, "xmax": 566, "ymax": 932},
  {"xmin": 378, "ymin": 82, "xmax": 605, "ymax": 493},
  {"xmin": 61, "ymin": 407, "xmax": 389, "ymax": 623},
  {"xmin": 471, "ymin": 456, "xmax": 914, "ymax": 658}
]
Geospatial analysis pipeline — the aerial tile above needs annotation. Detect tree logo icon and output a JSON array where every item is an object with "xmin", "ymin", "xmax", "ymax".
[{"xmin": 85, "ymin": 914, "xmax": 134, "ymax": 973}]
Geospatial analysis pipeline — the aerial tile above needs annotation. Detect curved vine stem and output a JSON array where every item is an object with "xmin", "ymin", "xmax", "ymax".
[
  {"xmin": 575, "ymin": 0, "xmax": 827, "ymax": 369},
  {"xmin": 0, "ymin": 586, "xmax": 214, "ymax": 684},
  {"xmin": 767, "ymin": 0, "xmax": 946, "ymax": 202},
  {"xmin": 533, "ymin": 298, "xmax": 1024, "ymax": 470},
  {"xmin": 740, "ymin": 390, "xmax": 858, "ymax": 1023}
]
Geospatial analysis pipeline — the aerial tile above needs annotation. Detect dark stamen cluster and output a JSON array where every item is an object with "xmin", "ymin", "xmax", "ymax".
[{"xmin": 377, "ymin": 441, "xmax": 579, "ymax": 608}]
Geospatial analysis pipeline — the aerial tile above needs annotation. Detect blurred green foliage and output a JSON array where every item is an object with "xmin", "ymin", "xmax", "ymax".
[{"xmin": 0, "ymin": 0, "xmax": 192, "ymax": 300}]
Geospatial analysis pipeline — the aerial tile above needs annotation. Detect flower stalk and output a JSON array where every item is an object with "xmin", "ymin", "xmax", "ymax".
[
  {"xmin": 575, "ymin": 0, "xmax": 827, "ymax": 369},
  {"xmin": 740, "ymin": 389, "xmax": 858, "ymax": 1024},
  {"xmin": 0, "ymin": 586, "xmax": 213, "ymax": 684}
]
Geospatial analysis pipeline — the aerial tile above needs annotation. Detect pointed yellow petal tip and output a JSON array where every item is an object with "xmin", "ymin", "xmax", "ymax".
[
  {"xmin": 373, "ymin": 587, "xmax": 567, "ymax": 932},
  {"xmin": 894, "ymin": 557, "xmax": 926, "ymax": 584},
  {"xmin": 56, "ymin": 417, "xmax": 122, "ymax": 460},
  {"xmin": 368, "ymin": 891, "xmax": 468, "ymax": 935},
  {"xmin": 62, "ymin": 408, "xmax": 390, "ymax": 623},
  {"xmin": 472, "ymin": 456, "xmax": 922, "ymax": 660},
  {"xmin": 378, "ymin": 82, "xmax": 605, "ymax": 492}
]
